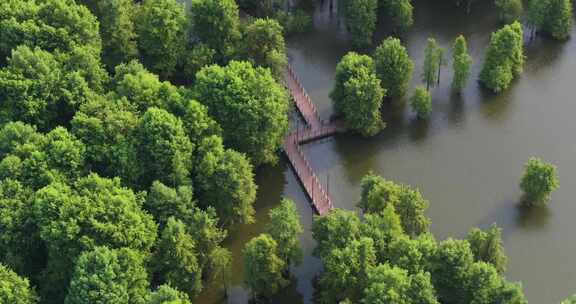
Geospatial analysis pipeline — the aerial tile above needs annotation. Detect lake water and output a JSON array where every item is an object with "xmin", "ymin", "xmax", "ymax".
[{"xmin": 197, "ymin": 1, "xmax": 576, "ymax": 303}]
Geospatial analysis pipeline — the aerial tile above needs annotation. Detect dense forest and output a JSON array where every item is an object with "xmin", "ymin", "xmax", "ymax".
[{"xmin": 0, "ymin": 0, "xmax": 573, "ymax": 303}]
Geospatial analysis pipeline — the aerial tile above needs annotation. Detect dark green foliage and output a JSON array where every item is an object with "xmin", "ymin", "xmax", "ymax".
[
  {"xmin": 190, "ymin": 0, "xmax": 241, "ymax": 60},
  {"xmin": 422, "ymin": 38, "xmax": 441, "ymax": 90},
  {"xmin": 144, "ymin": 181, "xmax": 195, "ymax": 230},
  {"xmin": 275, "ymin": 10, "xmax": 313, "ymax": 35},
  {"xmin": 154, "ymin": 217, "xmax": 202, "ymax": 298},
  {"xmin": 520, "ymin": 157, "xmax": 559, "ymax": 206},
  {"xmin": 331, "ymin": 52, "xmax": 385, "ymax": 136},
  {"xmin": 243, "ymin": 234, "xmax": 287, "ymax": 298},
  {"xmin": 430, "ymin": 239, "xmax": 475, "ymax": 303},
  {"xmin": 362, "ymin": 264, "xmax": 438, "ymax": 304},
  {"xmin": 0, "ymin": 0, "xmax": 101, "ymax": 64},
  {"xmin": 243, "ymin": 18, "xmax": 287, "ymax": 78},
  {"xmin": 528, "ymin": 0, "xmax": 573, "ymax": 40},
  {"xmin": 194, "ymin": 136, "xmax": 257, "ymax": 225},
  {"xmin": 136, "ymin": 0, "xmax": 186, "ymax": 78},
  {"xmin": 495, "ymin": 0, "xmax": 523, "ymax": 23},
  {"xmin": 148, "ymin": 285, "xmax": 191, "ymax": 304},
  {"xmin": 65, "ymin": 247, "xmax": 148, "ymax": 304},
  {"xmin": 373, "ymin": 38, "xmax": 414, "ymax": 98},
  {"xmin": 467, "ymin": 224, "xmax": 507, "ymax": 273},
  {"xmin": 312, "ymin": 208, "xmax": 362, "ymax": 258},
  {"xmin": 94, "ymin": 0, "xmax": 138, "ymax": 68},
  {"xmin": 136, "ymin": 108, "xmax": 193, "ymax": 188},
  {"xmin": 411, "ymin": 86, "xmax": 432, "ymax": 119},
  {"xmin": 452, "ymin": 35, "xmax": 473, "ymax": 92},
  {"xmin": 380, "ymin": 0, "xmax": 414, "ymax": 33},
  {"xmin": 345, "ymin": 0, "xmax": 379, "ymax": 48},
  {"xmin": 479, "ymin": 22, "xmax": 524, "ymax": 93},
  {"xmin": 183, "ymin": 44, "xmax": 216, "ymax": 81},
  {"xmin": 193, "ymin": 60, "xmax": 289, "ymax": 166},
  {"xmin": 0, "ymin": 45, "xmax": 106, "ymax": 130},
  {"xmin": 266, "ymin": 198, "xmax": 303, "ymax": 267},
  {"xmin": 0, "ymin": 264, "xmax": 38, "ymax": 304},
  {"xmin": 359, "ymin": 173, "xmax": 430, "ymax": 236}
]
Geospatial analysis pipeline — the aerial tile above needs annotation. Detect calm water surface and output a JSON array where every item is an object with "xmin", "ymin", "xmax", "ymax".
[{"xmin": 198, "ymin": 1, "xmax": 576, "ymax": 303}]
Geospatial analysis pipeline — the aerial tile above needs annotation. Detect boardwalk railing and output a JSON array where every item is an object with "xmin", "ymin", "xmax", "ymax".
[{"xmin": 282, "ymin": 63, "xmax": 345, "ymax": 216}]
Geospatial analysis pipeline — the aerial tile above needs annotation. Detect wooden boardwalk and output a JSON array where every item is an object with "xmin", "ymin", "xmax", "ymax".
[{"xmin": 283, "ymin": 64, "xmax": 345, "ymax": 216}]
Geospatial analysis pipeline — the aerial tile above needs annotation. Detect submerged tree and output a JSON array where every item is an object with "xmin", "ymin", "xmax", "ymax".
[
  {"xmin": 495, "ymin": 0, "xmax": 523, "ymax": 24},
  {"xmin": 331, "ymin": 52, "xmax": 385, "ymax": 136},
  {"xmin": 410, "ymin": 86, "xmax": 432, "ymax": 119},
  {"xmin": 519, "ymin": 157, "xmax": 559, "ymax": 206},
  {"xmin": 452, "ymin": 35, "xmax": 473, "ymax": 92},
  {"xmin": 373, "ymin": 38, "xmax": 414, "ymax": 98},
  {"xmin": 479, "ymin": 22, "xmax": 524, "ymax": 93},
  {"xmin": 467, "ymin": 224, "xmax": 507, "ymax": 273},
  {"xmin": 527, "ymin": 0, "xmax": 573, "ymax": 40},
  {"xmin": 345, "ymin": 0, "xmax": 379, "ymax": 48},
  {"xmin": 266, "ymin": 199, "xmax": 304, "ymax": 269},
  {"xmin": 243, "ymin": 234, "xmax": 287, "ymax": 299},
  {"xmin": 422, "ymin": 39, "xmax": 440, "ymax": 90}
]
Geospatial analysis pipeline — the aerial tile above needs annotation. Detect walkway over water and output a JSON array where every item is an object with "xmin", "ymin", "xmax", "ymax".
[{"xmin": 283, "ymin": 64, "xmax": 345, "ymax": 215}]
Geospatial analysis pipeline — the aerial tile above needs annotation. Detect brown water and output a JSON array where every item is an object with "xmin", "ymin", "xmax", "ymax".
[{"xmin": 197, "ymin": 1, "xmax": 576, "ymax": 303}]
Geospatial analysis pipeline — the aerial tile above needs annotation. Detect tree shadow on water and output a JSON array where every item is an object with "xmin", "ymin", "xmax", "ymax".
[
  {"xmin": 448, "ymin": 91, "xmax": 466, "ymax": 126},
  {"xmin": 409, "ymin": 117, "xmax": 431, "ymax": 143},
  {"xmin": 515, "ymin": 202, "xmax": 551, "ymax": 231}
]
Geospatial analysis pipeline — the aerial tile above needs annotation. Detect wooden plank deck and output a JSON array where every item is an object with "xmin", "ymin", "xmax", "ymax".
[{"xmin": 282, "ymin": 64, "xmax": 345, "ymax": 215}]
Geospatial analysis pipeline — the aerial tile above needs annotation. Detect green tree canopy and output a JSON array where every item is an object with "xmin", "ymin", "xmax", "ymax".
[
  {"xmin": 430, "ymin": 239, "xmax": 474, "ymax": 303},
  {"xmin": 528, "ymin": 0, "xmax": 573, "ymax": 40},
  {"xmin": 65, "ymin": 246, "xmax": 148, "ymax": 304},
  {"xmin": 345, "ymin": 0, "xmax": 379, "ymax": 48},
  {"xmin": 243, "ymin": 234, "xmax": 287, "ymax": 298},
  {"xmin": 422, "ymin": 38, "xmax": 441, "ymax": 90},
  {"xmin": 362, "ymin": 263, "xmax": 438, "ymax": 304},
  {"xmin": 451, "ymin": 35, "xmax": 473, "ymax": 92},
  {"xmin": 136, "ymin": 107, "xmax": 193, "ymax": 188},
  {"xmin": 242, "ymin": 18, "xmax": 287, "ymax": 78},
  {"xmin": 479, "ymin": 22, "xmax": 524, "ymax": 93},
  {"xmin": 373, "ymin": 37, "xmax": 414, "ymax": 98},
  {"xmin": 495, "ymin": 0, "xmax": 523, "ymax": 24},
  {"xmin": 266, "ymin": 198, "xmax": 304, "ymax": 267},
  {"xmin": 331, "ymin": 52, "xmax": 385, "ymax": 136},
  {"xmin": 148, "ymin": 285, "xmax": 191, "ymax": 304},
  {"xmin": 520, "ymin": 157, "xmax": 559, "ymax": 206},
  {"xmin": 144, "ymin": 181, "xmax": 195, "ymax": 230},
  {"xmin": 153, "ymin": 217, "xmax": 202, "ymax": 298},
  {"xmin": 0, "ymin": 0, "xmax": 101, "ymax": 64},
  {"xmin": 380, "ymin": 0, "xmax": 414, "ymax": 33},
  {"xmin": 190, "ymin": 0, "xmax": 241, "ymax": 60},
  {"xmin": 194, "ymin": 135, "xmax": 257, "ymax": 225},
  {"xmin": 193, "ymin": 60, "xmax": 289, "ymax": 166},
  {"xmin": 0, "ymin": 264, "xmax": 38, "ymax": 304},
  {"xmin": 93, "ymin": 0, "xmax": 138, "ymax": 68},
  {"xmin": 467, "ymin": 224, "xmax": 507, "ymax": 273},
  {"xmin": 136, "ymin": 0, "xmax": 186, "ymax": 78},
  {"xmin": 411, "ymin": 86, "xmax": 432, "ymax": 119}
]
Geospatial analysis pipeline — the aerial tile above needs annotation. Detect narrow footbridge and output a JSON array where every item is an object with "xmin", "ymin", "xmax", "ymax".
[{"xmin": 283, "ymin": 64, "xmax": 345, "ymax": 215}]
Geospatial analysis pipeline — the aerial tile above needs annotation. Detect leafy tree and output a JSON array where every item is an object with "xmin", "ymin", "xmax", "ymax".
[
  {"xmin": 194, "ymin": 135, "xmax": 257, "ymax": 225},
  {"xmin": 422, "ymin": 38, "xmax": 440, "ymax": 90},
  {"xmin": 319, "ymin": 237, "xmax": 377, "ymax": 303},
  {"xmin": 0, "ymin": 46, "xmax": 104, "ymax": 131},
  {"xmin": 345, "ymin": 0, "xmax": 379, "ymax": 48},
  {"xmin": 0, "ymin": 264, "xmax": 38, "ymax": 304},
  {"xmin": 361, "ymin": 205, "xmax": 404, "ymax": 260},
  {"xmin": 243, "ymin": 18, "xmax": 287, "ymax": 78},
  {"xmin": 65, "ymin": 247, "xmax": 148, "ymax": 304},
  {"xmin": 430, "ymin": 239, "xmax": 474, "ymax": 303},
  {"xmin": 495, "ymin": 0, "xmax": 523, "ymax": 24},
  {"xmin": 373, "ymin": 38, "xmax": 414, "ymax": 98},
  {"xmin": 144, "ymin": 181, "xmax": 195, "ymax": 230},
  {"xmin": 520, "ymin": 157, "xmax": 559, "ymax": 206},
  {"xmin": 136, "ymin": 108, "xmax": 193, "ymax": 188},
  {"xmin": 266, "ymin": 198, "xmax": 303, "ymax": 267},
  {"xmin": 331, "ymin": 52, "xmax": 385, "ymax": 136},
  {"xmin": 359, "ymin": 173, "xmax": 429, "ymax": 236},
  {"xmin": 452, "ymin": 35, "xmax": 473, "ymax": 92},
  {"xmin": 527, "ymin": 0, "xmax": 573, "ymax": 40},
  {"xmin": 312, "ymin": 208, "xmax": 362, "ymax": 259},
  {"xmin": 154, "ymin": 217, "xmax": 202, "ymax": 298},
  {"xmin": 208, "ymin": 247, "xmax": 232, "ymax": 297},
  {"xmin": 94, "ymin": 0, "xmax": 139, "ymax": 68},
  {"xmin": 193, "ymin": 61, "xmax": 289, "ymax": 166},
  {"xmin": 387, "ymin": 234, "xmax": 437, "ymax": 274},
  {"xmin": 0, "ymin": 0, "xmax": 101, "ymax": 64},
  {"xmin": 562, "ymin": 294, "xmax": 576, "ymax": 304},
  {"xmin": 183, "ymin": 44, "xmax": 216, "ymax": 81},
  {"xmin": 148, "ymin": 285, "xmax": 191, "ymax": 304},
  {"xmin": 410, "ymin": 86, "xmax": 432, "ymax": 119},
  {"xmin": 362, "ymin": 263, "xmax": 438, "ymax": 304},
  {"xmin": 463, "ymin": 262, "xmax": 527, "ymax": 304},
  {"xmin": 136, "ymin": 0, "xmax": 186, "ymax": 78},
  {"xmin": 467, "ymin": 224, "xmax": 507, "ymax": 273},
  {"xmin": 180, "ymin": 99, "xmax": 222, "ymax": 146},
  {"xmin": 190, "ymin": 0, "xmax": 241, "ymax": 60},
  {"xmin": 243, "ymin": 234, "xmax": 287, "ymax": 299},
  {"xmin": 479, "ymin": 22, "xmax": 524, "ymax": 93},
  {"xmin": 380, "ymin": 0, "xmax": 414, "ymax": 33},
  {"xmin": 71, "ymin": 95, "xmax": 141, "ymax": 185}
]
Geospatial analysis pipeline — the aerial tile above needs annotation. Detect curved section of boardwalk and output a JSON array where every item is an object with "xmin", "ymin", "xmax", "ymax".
[{"xmin": 283, "ymin": 64, "xmax": 345, "ymax": 216}]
